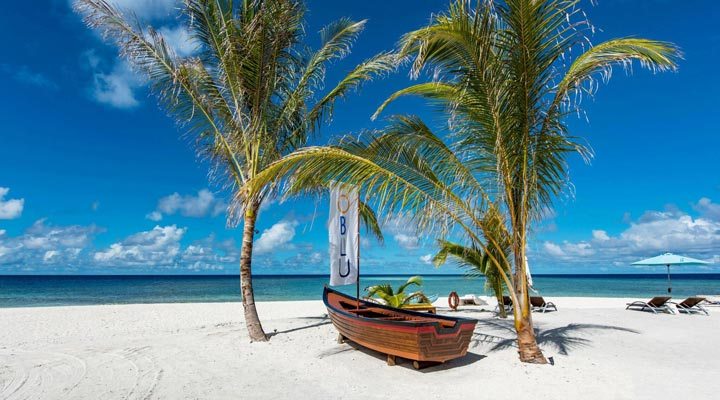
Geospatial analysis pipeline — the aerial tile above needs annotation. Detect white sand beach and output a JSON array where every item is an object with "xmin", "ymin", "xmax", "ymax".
[{"xmin": 1, "ymin": 298, "xmax": 718, "ymax": 400}]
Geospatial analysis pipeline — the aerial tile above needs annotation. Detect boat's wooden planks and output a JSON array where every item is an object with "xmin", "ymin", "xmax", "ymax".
[
  {"xmin": 330, "ymin": 311, "xmax": 474, "ymax": 361},
  {"xmin": 324, "ymin": 287, "xmax": 478, "ymax": 363}
]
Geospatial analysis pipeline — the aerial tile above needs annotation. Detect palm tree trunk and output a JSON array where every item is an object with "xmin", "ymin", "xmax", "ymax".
[
  {"xmin": 240, "ymin": 201, "xmax": 268, "ymax": 342},
  {"xmin": 494, "ymin": 279, "xmax": 507, "ymax": 319},
  {"xmin": 512, "ymin": 247, "xmax": 546, "ymax": 363}
]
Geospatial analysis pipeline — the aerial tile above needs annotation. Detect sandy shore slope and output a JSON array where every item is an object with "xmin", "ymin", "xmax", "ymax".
[{"xmin": 1, "ymin": 297, "xmax": 718, "ymax": 399}]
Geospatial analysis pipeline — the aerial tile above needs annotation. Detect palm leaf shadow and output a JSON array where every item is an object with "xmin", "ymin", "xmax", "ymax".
[{"xmin": 471, "ymin": 319, "xmax": 639, "ymax": 356}]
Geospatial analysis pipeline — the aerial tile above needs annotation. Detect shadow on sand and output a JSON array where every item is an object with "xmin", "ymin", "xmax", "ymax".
[
  {"xmin": 268, "ymin": 315, "xmax": 331, "ymax": 338},
  {"xmin": 471, "ymin": 319, "xmax": 639, "ymax": 355},
  {"xmin": 327, "ymin": 340, "xmax": 486, "ymax": 372}
]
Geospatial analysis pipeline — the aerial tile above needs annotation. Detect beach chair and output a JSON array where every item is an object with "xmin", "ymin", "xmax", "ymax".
[
  {"xmin": 530, "ymin": 296, "xmax": 557, "ymax": 313},
  {"xmin": 625, "ymin": 296, "xmax": 674, "ymax": 314},
  {"xmin": 494, "ymin": 295, "xmax": 513, "ymax": 314},
  {"xmin": 401, "ymin": 303, "xmax": 437, "ymax": 314},
  {"xmin": 671, "ymin": 297, "xmax": 709, "ymax": 316},
  {"xmin": 460, "ymin": 294, "xmax": 486, "ymax": 306},
  {"xmin": 696, "ymin": 295, "xmax": 720, "ymax": 306}
]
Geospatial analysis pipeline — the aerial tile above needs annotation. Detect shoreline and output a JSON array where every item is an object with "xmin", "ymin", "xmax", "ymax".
[
  {"xmin": 2, "ymin": 294, "xmax": 719, "ymax": 310},
  {"xmin": 3, "ymin": 272, "xmax": 720, "ymax": 276},
  {"xmin": 0, "ymin": 296, "xmax": 666, "ymax": 309}
]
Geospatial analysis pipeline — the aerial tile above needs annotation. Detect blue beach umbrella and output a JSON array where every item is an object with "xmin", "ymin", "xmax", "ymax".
[{"xmin": 632, "ymin": 253, "xmax": 710, "ymax": 294}]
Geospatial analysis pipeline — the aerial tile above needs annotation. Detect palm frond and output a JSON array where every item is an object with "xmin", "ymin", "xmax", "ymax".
[
  {"xmin": 396, "ymin": 275, "xmax": 423, "ymax": 294},
  {"xmin": 307, "ymin": 52, "xmax": 398, "ymax": 130},
  {"xmin": 359, "ymin": 200, "xmax": 384, "ymax": 244},
  {"xmin": 244, "ymin": 144, "xmax": 484, "ymax": 245},
  {"xmin": 372, "ymin": 82, "xmax": 457, "ymax": 120},
  {"xmin": 432, "ymin": 240, "xmax": 484, "ymax": 269},
  {"xmin": 553, "ymin": 38, "xmax": 681, "ymax": 113},
  {"xmin": 366, "ymin": 283, "xmax": 394, "ymax": 298}
]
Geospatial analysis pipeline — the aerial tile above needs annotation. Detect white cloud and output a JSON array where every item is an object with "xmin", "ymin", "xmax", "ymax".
[
  {"xmin": 394, "ymin": 233, "xmax": 419, "ymax": 250},
  {"xmin": 158, "ymin": 189, "xmax": 213, "ymax": 216},
  {"xmin": 693, "ymin": 197, "xmax": 720, "ymax": 222},
  {"xmin": 543, "ymin": 242, "xmax": 565, "ymax": 257},
  {"xmin": 384, "ymin": 215, "xmax": 421, "ymax": 250},
  {"xmin": 43, "ymin": 250, "xmax": 60, "ymax": 263},
  {"xmin": 94, "ymin": 225, "xmax": 186, "ymax": 266},
  {"xmin": 26, "ymin": 219, "xmax": 97, "ymax": 249},
  {"xmin": 563, "ymin": 242, "xmax": 595, "ymax": 257},
  {"xmin": 0, "ymin": 219, "xmax": 101, "ymax": 267},
  {"xmin": 592, "ymin": 230, "xmax": 610, "ymax": 241},
  {"xmin": 309, "ymin": 252, "xmax": 323, "ymax": 263},
  {"xmin": 145, "ymin": 211, "xmax": 163, "ymax": 221},
  {"xmin": 181, "ymin": 235, "xmax": 238, "ymax": 271},
  {"xmin": 76, "ymin": 0, "xmax": 197, "ymax": 110},
  {"xmin": 90, "ymin": 60, "xmax": 143, "ymax": 108},
  {"xmin": 538, "ymin": 200, "xmax": 720, "ymax": 267},
  {"xmin": 276, "ymin": 246, "xmax": 326, "ymax": 271},
  {"xmin": 80, "ymin": 49, "xmax": 145, "ymax": 109},
  {"xmin": 0, "ymin": 219, "xmax": 240, "ymax": 272},
  {"xmin": 15, "ymin": 67, "xmax": 57, "ymax": 89},
  {"xmin": 420, "ymin": 253, "xmax": 433, "ymax": 265},
  {"xmin": 158, "ymin": 25, "xmax": 198, "ymax": 57},
  {"xmin": 147, "ymin": 189, "xmax": 226, "ymax": 220},
  {"xmin": 254, "ymin": 220, "xmax": 298, "ymax": 254},
  {"xmin": 0, "ymin": 187, "xmax": 24, "ymax": 219},
  {"xmin": 1, "ymin": 64, "xmax": 58, "ymax": 90}
]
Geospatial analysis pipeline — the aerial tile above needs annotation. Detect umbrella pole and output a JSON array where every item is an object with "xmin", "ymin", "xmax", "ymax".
[{"xmin": 666, "ymin": 264, "xmax": 671, "ymax": 294}]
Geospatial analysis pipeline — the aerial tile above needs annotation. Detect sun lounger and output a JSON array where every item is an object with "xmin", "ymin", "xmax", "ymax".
[
  {"xmin": 426, "ymin": 293, "xmax": 439, "ymax": 303},
  {"xmin": 530, "ymin": 296, "xmax": 557, "ymax": 313},
  {"xmin": 460, "ymin": 294, "xmax": 486, "ymax": 306},
  {"xmin": 494, "ymin": 295, "xmax": 513, "ymax": 314},
  {"xmin": 401, "ymin": 303, "xmax": 437, "ymax": 314},
  {"xmin": 625, "ymin": 296, "xmax": 674, "ymax": 314},
  {"xmin": 696, "ymin": 295, "xmax": 720, "ymax": 306},
  {"xmin": 671, "ymin": 297, "xmax": 709, "ymax": 315}
]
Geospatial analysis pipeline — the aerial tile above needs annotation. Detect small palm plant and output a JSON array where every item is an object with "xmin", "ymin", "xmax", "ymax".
[
  {"xmin": 433, "ymin": 205, "xmax": 511, "ymax": 318},
  {"xmin": 366, "ymin": 276, "xmax": 431, "ymax": 308}
]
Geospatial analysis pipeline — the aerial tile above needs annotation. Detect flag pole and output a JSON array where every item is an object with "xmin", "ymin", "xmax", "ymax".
[{"xmin": 356, "ymin": 199, "xmax": 361, "ymax": 310}]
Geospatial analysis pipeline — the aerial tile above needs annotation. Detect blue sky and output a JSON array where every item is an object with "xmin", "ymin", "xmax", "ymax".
[{"xmin": 0, "ymin": 0, "xmax": 718, "ymax": 275}]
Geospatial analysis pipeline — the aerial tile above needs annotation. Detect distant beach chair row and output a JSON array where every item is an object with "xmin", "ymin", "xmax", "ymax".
[
  {"xmin": 495, "ymin": 295, "xmax": 557, "ymax": 314},
  {"xmin": 626, "ymin": 296, "xmax": 710, "ymax": 315}
]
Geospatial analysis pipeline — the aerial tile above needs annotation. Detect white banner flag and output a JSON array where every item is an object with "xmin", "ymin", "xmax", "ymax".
[{"xmin": 329, "ymin": 184, "xmax": 359, "ymax": 286}]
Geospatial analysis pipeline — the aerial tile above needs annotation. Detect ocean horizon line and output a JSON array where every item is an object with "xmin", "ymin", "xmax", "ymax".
[{"xmin": 2, "ymin": 273, "xmax": 719, "ymax": 278}]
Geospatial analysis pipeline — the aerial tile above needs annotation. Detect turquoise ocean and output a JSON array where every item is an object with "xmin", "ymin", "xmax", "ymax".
[{"xmin": 1, "ymin": 274, "xmax": 720, "ymax": 308}]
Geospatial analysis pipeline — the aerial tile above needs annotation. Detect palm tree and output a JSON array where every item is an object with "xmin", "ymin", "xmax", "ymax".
[
  {"xmin": 75, "ymin": 0, "xmax": 393, "ymax": 342},
  {"xmin": 433, "ymin": 204, "xmax": 511, "ymax": 318},
  {"xmin": 245, "ymin": 0, "xmax": 679, "ymax": 361},
  {"xmin": 366, "ymin": 276, "xmax": 431, "ymax": 308}
]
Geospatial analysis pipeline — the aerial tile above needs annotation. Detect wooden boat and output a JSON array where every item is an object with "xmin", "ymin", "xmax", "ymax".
[{"xmin": 324, "ymin": 286, "xmax": 478, "ymax": 367}]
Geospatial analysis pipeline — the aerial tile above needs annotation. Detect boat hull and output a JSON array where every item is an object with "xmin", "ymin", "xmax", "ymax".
[{"xmin": 324, "ymin": 287, "xmax": 477, "ymax": 363}]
